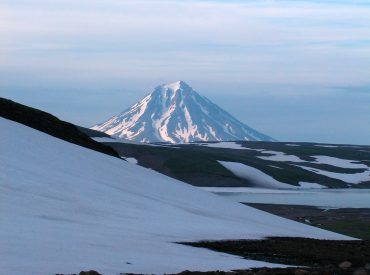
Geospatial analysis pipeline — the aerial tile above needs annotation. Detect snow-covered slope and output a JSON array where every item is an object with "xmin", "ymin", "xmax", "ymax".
[
  {"xmin": 0, "ymin": 118, "xmax": 351, "ymax": 275},
  {"xmin": 91, "ymin": 81, "xmax": 274, "ymax": 143}
]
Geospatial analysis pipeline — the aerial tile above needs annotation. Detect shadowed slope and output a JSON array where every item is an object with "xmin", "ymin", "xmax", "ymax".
[{"xmin": 0, "ymin": 97, "xmax": 119, "ymax": 158}]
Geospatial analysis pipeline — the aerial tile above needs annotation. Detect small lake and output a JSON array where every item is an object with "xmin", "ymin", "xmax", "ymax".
[{"xmin": 201, "ymin": 188, "xmax": 370, "ymax": 208}]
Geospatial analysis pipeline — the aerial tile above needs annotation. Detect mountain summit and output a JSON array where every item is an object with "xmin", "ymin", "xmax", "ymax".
[{"xmin": 92, "ymin": 81, "xmax": 274, "ymax": 143}]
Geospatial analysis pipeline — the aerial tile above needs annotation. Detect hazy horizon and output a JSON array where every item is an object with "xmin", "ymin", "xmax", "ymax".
[{"xmin": 1, "ymin": 0, "xmax": 369, "ymax": 145}]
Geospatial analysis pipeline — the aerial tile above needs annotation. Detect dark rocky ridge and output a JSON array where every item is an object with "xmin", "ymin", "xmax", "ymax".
[
  {"xmin": 0, "ymin": 97, "xmax": 119, "ymax": 158},
  {"xmin": 77, "ymin": 125, "xmax": 111, "ymax": 138}
]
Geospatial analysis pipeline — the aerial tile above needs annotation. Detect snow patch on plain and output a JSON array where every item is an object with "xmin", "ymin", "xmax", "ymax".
[
  {"xmin": 314, "ymin": 144, "xmax": 339, "ymax": 148},
  {"xmin": 268, "ymin": 165, "xmax": 283, "ymax": 169},
  {"xmin": 258, "ymin": 151, "xmax": 306, "ymax": 162},
  {"xmin": 218, "ymin": 161, "xmax": 297, "ymax": 189},
  {"xmin": 202, "ymin": 142, "xmax": 247, "ymax": 150},
  {"xmin": 296, "ymin": 165, "xmax": 370, "ymax": 184},
  {"xmin": 298, "ymin": 182, "xmax": 327, "ymax": 189},
  {"xmin": 312, "ymin": 156, "xmax": 369, "ymax": 169},
  {"xmin": 218, "ymin": 161, "xmax": 327, "ymax": 190}
]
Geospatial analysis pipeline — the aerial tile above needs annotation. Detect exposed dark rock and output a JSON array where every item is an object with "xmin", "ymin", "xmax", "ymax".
[
  {"xmin": 180, "ymin": 237, "xmax": 370, "ymax": 268},
  {"xmin": 79, "ymin": 271, "xmax": 102, "ymax": 275},
  {"xmin": 353, "ymin": 268, "xmax": 368, "ymax": 275},
  {"xmin": 294, "ymin": 269, "xmax": 310, "ymax": 275}
]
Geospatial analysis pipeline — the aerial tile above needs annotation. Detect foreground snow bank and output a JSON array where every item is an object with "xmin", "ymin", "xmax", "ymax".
[{"xmin": 0, "ymin": 118, "xmax": 352, "ymax": 275}]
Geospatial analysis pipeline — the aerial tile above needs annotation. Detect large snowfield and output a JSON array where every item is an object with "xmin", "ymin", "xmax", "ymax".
[{"xmin": 0, "ymin": 118, "xmax": 353, "ymax": 275}]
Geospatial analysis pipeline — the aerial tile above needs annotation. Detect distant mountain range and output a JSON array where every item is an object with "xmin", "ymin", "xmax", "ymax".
[{"xmin": 92, "ymin": 81, "xmax": 274, "ymax": 143}]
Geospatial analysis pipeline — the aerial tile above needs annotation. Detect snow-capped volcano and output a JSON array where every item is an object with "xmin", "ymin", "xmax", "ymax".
[{"xmin": 92, "ymin": 81, "xmax": 274, "ymax": 143}]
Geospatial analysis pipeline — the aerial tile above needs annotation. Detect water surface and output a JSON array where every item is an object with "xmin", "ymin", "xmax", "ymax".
[{"xmin": 205, "ymin": 188, "xmax": 370, "ymax": 208}]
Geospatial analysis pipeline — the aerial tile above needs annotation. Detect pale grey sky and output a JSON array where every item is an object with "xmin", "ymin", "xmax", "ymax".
[{"xmin": 1, "ymin": 0, "xmax": 369, "ymax": 144}]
